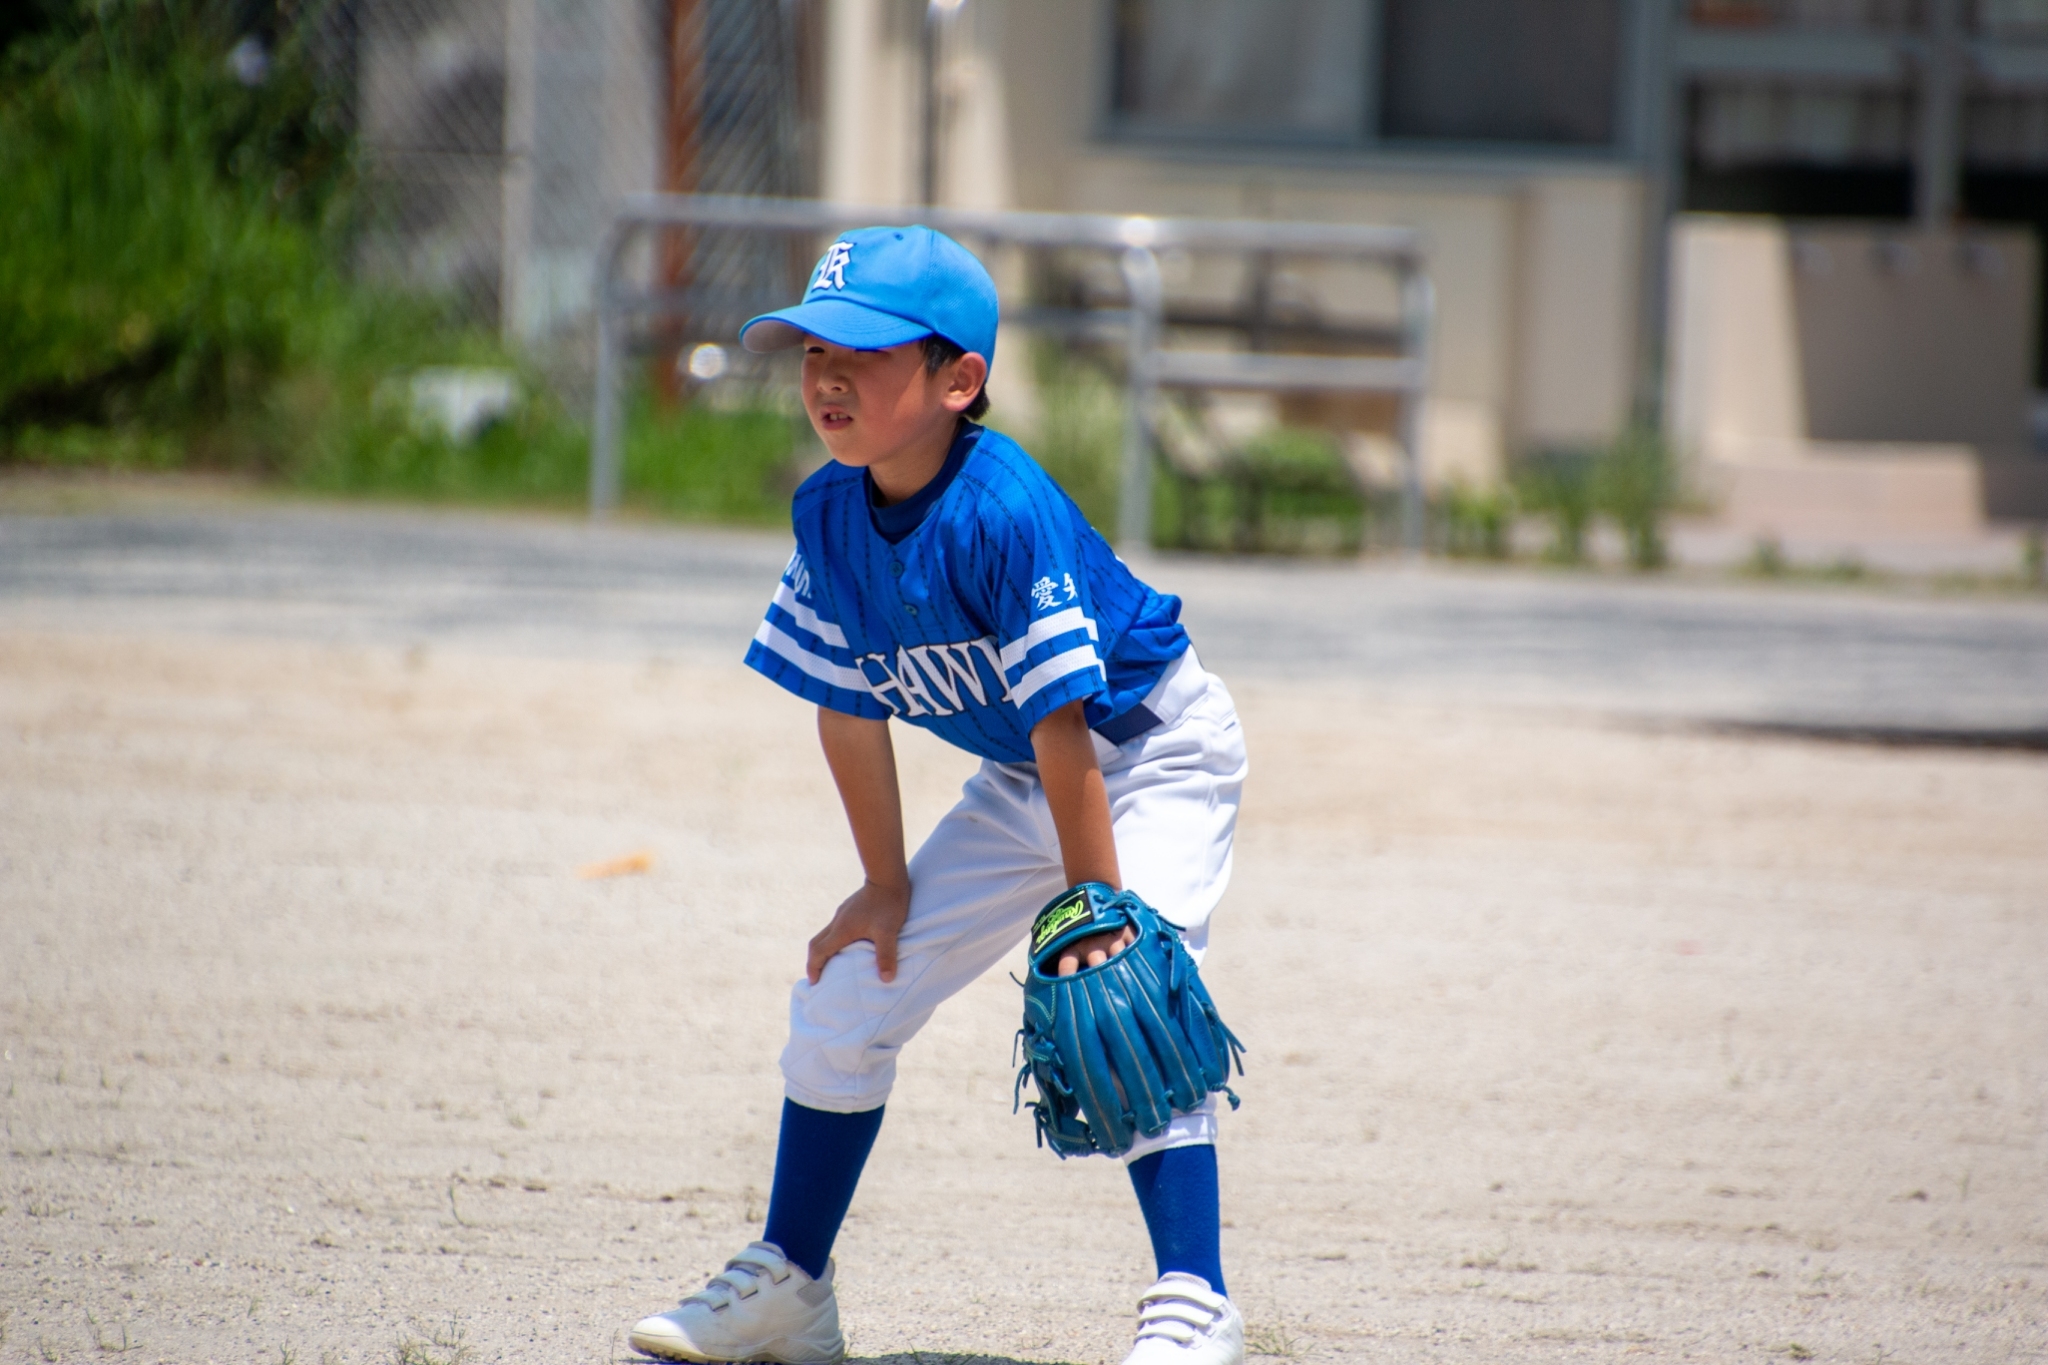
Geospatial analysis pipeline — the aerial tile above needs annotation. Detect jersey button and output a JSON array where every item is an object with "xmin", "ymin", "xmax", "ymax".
[
  {"xmin": 889, "ymin": 561, "xmax": 904, "ymax": 577},
  {"xmin": 905, "ymin": 604, "xmax": 918, "ymax": 616}
]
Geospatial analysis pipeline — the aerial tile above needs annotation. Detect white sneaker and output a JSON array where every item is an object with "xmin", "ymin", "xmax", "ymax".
[
  {"xmin": 1122, "ymin": 1272, "xmax": 1244, "ymax": 1365},
  {"xmin": 628, "ymin": 1241, "xmax": 845, "ymax": 1364}
]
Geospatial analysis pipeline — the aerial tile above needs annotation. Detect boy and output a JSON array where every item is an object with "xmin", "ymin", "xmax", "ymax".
[{"xmin": 629, "ymin": 226, "xmax": 1248, "ymax": 1365}]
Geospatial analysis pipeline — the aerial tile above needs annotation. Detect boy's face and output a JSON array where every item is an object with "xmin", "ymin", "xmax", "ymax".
[{"xmin": 800, "ymin": 337, "xmax": 985, "ymax": 473}]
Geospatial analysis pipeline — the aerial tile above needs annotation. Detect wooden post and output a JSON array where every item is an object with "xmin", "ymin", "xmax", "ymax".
[{"xmin": 656, "ymin": 0, "xmax": 705, "ymax": 405}]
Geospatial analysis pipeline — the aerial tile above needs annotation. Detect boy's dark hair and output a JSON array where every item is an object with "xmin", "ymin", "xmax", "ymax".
[{"xmin": 922, "ymin": 335, "xmax": 991, "ymax": 421}]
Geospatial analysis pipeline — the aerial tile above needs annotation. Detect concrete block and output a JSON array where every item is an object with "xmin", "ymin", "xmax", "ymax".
[{"xmin": 1714, "ymin": 442, "xmax": 1985, "ymax": 539}]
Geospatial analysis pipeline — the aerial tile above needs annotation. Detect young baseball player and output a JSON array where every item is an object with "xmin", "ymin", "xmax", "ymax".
[{"xmin": 628, "ymin": 226, "xmax": 1249, "ymax": 1365}]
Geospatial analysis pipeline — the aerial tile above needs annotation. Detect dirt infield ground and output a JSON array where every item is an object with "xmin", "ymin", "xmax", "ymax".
[{"xmin": 3, "ymin": 612, "xmax": 2044, "ymax": 1365}]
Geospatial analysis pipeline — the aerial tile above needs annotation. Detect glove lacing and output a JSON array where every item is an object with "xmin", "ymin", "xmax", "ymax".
[
  {"xmin": 677, "ymin": 1244, "xmax": 793, "ymax": 1313},
  {"xmin": 1135, "ymin": 1276, "xmax": 1230, "ymax": 1347}
]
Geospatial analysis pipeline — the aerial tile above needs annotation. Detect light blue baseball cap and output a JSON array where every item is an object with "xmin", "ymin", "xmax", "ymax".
[{"xmin": 739, "ymin": 225, "xmax": 999, "ymax": 363}]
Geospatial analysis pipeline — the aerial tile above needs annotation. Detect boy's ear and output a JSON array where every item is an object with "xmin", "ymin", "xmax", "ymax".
[{"xmin": 939, "ymin": 352, "xmax": 990, "ymax": 414}]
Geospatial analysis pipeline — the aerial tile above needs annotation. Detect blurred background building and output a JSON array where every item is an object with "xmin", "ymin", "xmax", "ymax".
[{"xmin": 336, "ymin": 0, "xmax": 2048, "ymax": 533}]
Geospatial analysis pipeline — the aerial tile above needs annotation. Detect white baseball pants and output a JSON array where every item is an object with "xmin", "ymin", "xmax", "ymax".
[{"xmin": 779, "ymin": 651, "xmax": 1247, "ymax": 1162}]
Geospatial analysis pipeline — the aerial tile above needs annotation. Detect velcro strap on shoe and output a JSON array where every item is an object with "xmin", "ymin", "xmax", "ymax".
[
  {"xmin": 727, "ymin": 1246, "xmax": 793, "ymax": 1286},
  {"xmin": 684, "ymin": 1243, "xmax": 796, "ymax": 1310},
  {"xmin": 1136, "ymin": 1275, "xmax": 1226, "ymax": 1343},
  {"xmin": 1140, "ymin": 1302, "xmax": 1216, "ymax": 1332},
  {"xmin": 1140, "ymin": 1283, "xmax": 1226, "ymax": 1316}
]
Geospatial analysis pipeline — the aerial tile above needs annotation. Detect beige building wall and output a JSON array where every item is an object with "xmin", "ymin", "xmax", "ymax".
[
  {"xmin": 1665, "ymin": 217, "xmax": 1807, "ymax": 464},
  {"xmin": 821, "ymin": 0, "xmax": 921, "ymax": 207},
  {"xmin": 1511, "ymin": 177, "xmax": 1643, "ymax": 454},
  {"xmin": 817, "ymin": 0, "xmax": 1647, "ymax": 486},
  {"xmin": 1661, "ymin": 215, "xmax": 2041, "ymax": 536}
]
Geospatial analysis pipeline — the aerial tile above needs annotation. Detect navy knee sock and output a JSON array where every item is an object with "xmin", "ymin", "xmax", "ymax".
[
  {"xmin": 1127, "ymin": 1144, "xmax": 1226, "ymax": 1296},
  {"xmin": 761, "ymin": 1099, "xmax": 885, "ymax": 1281}
]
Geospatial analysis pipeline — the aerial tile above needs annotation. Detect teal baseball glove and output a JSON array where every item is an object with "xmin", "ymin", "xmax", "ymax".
[{"xmin": 1013, "ymin": 882, "xmax": 1245, "ymax": 1158}]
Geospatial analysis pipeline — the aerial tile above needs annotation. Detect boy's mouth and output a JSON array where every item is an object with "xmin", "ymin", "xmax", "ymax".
[{"xmin": 817, "ymin": 406, "xmax": 853, "ymax": 431}]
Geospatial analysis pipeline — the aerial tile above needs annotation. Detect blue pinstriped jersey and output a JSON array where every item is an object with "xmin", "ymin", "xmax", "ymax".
[{"xmin": 743, "ymin": 424, "xmax": 1190, "ymax": 764}]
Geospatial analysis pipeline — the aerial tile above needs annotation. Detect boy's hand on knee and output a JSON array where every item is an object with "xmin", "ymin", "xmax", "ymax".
[
  {"xmin": 807, "ymin": 878, "xmax": 912, "ymax": 985},
  {"xmin": 1052, "ymin": 924, "xmax": 1136, "ymax": 977}
]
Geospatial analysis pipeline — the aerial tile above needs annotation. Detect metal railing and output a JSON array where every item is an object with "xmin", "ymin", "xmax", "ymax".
[{"xmin": 591, "ymin": 194, "xmax": 1434, "ymax": 552}]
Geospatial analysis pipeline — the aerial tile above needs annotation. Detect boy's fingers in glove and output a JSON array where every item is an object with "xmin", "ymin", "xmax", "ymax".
[{"xmin": 1054, "ymin": 924, "xmax": 1136, "ymax": 977}]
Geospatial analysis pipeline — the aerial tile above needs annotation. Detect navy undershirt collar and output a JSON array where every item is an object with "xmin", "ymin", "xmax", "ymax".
[{"xmin": 867, "ymin": 422, "xmax": 982, "ymax": 544}]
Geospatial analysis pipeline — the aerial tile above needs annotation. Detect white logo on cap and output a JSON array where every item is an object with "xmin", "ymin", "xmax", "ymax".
[{"xmin": 812, "ymin": 241, "xmax": 853, "ymax": 293}]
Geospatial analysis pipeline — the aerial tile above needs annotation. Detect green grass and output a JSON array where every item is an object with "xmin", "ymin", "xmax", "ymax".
[
  {"xmin": 0, "ymin": 4, "xmax": 810, "ymax": 524},
  {"xmin": 1006, "ymin": 342, "xmax": 1124, "ymax": 536},
  {"xmin": 272, "ymin": 378, "xmax": 806, "ymax": 523},
  {"xmin": 5, "ymin": 425, "xmax": 186, "ymax": 472},
  {"xmin": 8, "ymin": 376, "xmax": 815, "ymax": 526},
  {"xmin": 1742, "ymin": 535, "xmax": 1882, "ymax": 585},
  {"xmin": 0, "ymin": 2, "xmax": 353, "ymax": 438},
  {"xmin": 1008, "ymin": 346, "xmax": 1379, "ymax": 554},
  {"xmin": 1155, "ymin": 426, "xmax": 1371, "ymax": 556},
  {"xmin": 1514, "ymin": 427, "xmax": 1676, "ymax": 569},
  {"xmin": 1437, "ymin": 481, "xmax": 1513, "ymax": 559},
  {"xmin": 624, "ymin": 396, "xmax": 809, "ymax": 524}
]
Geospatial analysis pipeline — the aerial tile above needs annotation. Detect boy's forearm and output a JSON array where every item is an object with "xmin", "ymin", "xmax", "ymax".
[
  {"xmin": 1029, "ymin": 700, "xmax": 1121, "ymax": 890},
  {"xmin": 817, "ymin": 707, "xmax": 909, "ymax": 889}
]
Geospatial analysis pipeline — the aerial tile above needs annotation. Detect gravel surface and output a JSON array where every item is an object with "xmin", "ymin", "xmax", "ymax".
[{"xmin": 2, "ymin": 490, "xmax": 2044, "ymax": 1365}]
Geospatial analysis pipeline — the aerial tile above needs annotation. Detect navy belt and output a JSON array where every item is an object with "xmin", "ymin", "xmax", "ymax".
[{"xmin": 1092, "ymin": 704, "xmax": 1163, "ymax": 746}]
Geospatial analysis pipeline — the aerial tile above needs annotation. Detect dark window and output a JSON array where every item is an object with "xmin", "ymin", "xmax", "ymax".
[
  {"xmin": 1961, "ymin": 87, "xmax": 2048, "ymax": 387},
  {"xmin": 1680, "ymin": 81, "xmax": 1918, "ymax": 218},
  {"xmin": 1110, "ymin": 0, "xmax": 1369, "ymax": 139},
  {"xmin": 1683, "ymin": 162, "xmax": 1917, "ymax": 215},
  {"xmin": 1377, "ymin": 0, "xmax": 1625, "ymax": 147},
  {"xmin": 1973, "ymin": 0, "xmax": 2048, "ymax": 39},
  {"xmin": 1966, "ymin": 89, "xmax": 2048, "ymax": 171},
  {"xmin": 1108, "ymin": 0, "xmax": 1629, "ymax": 152}
]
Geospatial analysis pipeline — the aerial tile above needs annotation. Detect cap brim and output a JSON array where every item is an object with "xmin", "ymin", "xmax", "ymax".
[{"xmin": 740, "ymin": 298, "xmax": 935, "ymax": 354}]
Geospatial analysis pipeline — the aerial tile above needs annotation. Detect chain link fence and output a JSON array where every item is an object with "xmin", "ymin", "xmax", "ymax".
[
  {"xmin": 648, "ymin": 0, "xmax": 820, "ymax": 397},
  {"xmin": 309, "ymin": 0, "xmax": 815, "ymax": 389}
]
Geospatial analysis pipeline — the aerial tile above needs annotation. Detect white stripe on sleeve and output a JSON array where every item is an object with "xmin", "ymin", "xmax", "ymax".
[
  {"xmin": 998, "ymin": 606, "xmax": 1099, "ymax": 671},
  {"xmin": 1010, "ymin": 644, "xmax": 1104, "ymax": 707},
  {"xmin": 771, "ymin": 580, "xmax": 849, "ymax": 648},
  {"xmin": 754, "ymin": 620, "xmax": 871, "ymax": 692}
]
